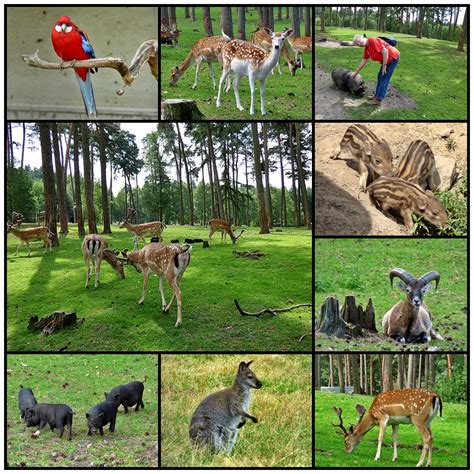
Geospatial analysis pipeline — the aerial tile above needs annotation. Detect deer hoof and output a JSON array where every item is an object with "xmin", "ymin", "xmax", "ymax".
[
  {"xmin": 138, "ymin": 299, "xmax": 144, "ymax": 305},
  {"xmin": 237, "ymin": 105, "xmax": 244, "ymax": 111},
  {"xmin": 162, "ymin": 305, "xmax": 169, "ymax": 313},
  {"xmin": 175, "ymin": 321, "xmax": 182, "ymax": 328}
]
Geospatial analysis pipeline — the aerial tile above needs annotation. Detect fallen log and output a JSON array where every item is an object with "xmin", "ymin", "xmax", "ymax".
[
  {"xmin": 232, "ymin": 250, "xmax": 267, "ymax": 259},
  {"xmin": 234, "ymin": 299, "xmax": 310, "ymax": 317}
]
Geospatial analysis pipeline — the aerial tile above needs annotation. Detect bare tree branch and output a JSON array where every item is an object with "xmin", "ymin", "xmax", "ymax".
[
  {"xmin": 234, "ymin": 299, "xmax": 311, "ymax": 317},
  {"xmin": 22, "ymin": 39, "xmax": 157, "ymax": 96}
]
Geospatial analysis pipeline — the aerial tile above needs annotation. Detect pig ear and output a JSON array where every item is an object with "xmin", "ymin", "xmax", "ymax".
[
  {"xmin": 114, "ymin": 393, "xmax": 120, "ymax": 401},
  {"xmin": 86, "ymin": 413, "xmax": 90, "ymax": 419},
  {"xmin": 416, "ymin": 196, "xmax": 428, "ymax": 211},
  {"xmin": 363, "ymin": 142, "xmax": 372, "ymax": 156}
]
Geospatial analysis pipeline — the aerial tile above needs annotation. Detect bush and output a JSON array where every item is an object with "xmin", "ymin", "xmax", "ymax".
[{"xmin": 435, "ymin": 366, "xmax": 467, "ymax": 403}]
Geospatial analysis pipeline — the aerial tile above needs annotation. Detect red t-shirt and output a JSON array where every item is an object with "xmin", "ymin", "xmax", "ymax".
[{"xmin": 363, "ymin": 37, "xmax": 400, "ymax": 64}]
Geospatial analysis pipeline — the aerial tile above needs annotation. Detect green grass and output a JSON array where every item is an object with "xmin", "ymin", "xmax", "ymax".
[
  {"xmin": 6, "ymin": 354, "xmax": 158, "ymax": 468},
  {"xmin": 161, "ymin": 354, "xmax": 312, "ymax": 467},
  {"xmin": 315, "ymin": 238, "xmax": 467, "ymax": 351},
  {"xmin": 7, "ymin": 224, "xmax": 311, "ymax": 352},
  {"xmin": 315, "ymin": 391, "xmax": 468, "ymax": 468},
  {"xmin": 161, "ymin": 7, "xmax": 312, "ymax": 119},
  {"xmin": 316, "ymin": 27, "xmax": 467, "ymax": 119}
]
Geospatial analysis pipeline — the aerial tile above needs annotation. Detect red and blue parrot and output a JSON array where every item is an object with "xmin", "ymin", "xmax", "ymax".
[{"xmin": 51, "ymin": 16, "xmax": 98, "ymax": 117}]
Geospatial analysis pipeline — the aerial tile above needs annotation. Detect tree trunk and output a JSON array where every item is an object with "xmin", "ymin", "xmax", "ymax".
[
  {"xmin": 285, "ymin": 7, "xmax": 290, "ymax": 20},
  {"xmin": 382, "ymin": 355, "xmax": 393, "ymax": 392},
  {"xmin": 447, "ymin": 354, "xmax": 452, "ymax": 378},
  {"xmin": 251, "ymin": 123, "xmax": 270, "ymax": 234},
  {"xmin": 397, "ymin": 354, "xmax": 405, "ymax": 389},
  {"xmin": 277, "ymin": 7, "xmax": 282, "ymax": 21},
  {"xmin": 293, "ymin": 124, "xmax": 310, "ymax": 228},
  {"xmin": 328, "ymin": 354, "xmax": 334, "ymax": 387},
  {"xmin": 168, "ymin": 7, "xmax": 177, "ymax": 30},
  {"xmin": 336, "ymin": 354, "xmax": 345, "ymax": 393},
  {"xmin": 184, "ymin": 6, "xmax": 190, "ymax": 19},
  {"xmin": 320, "ymin": 7, "xmax": 326, "ymax": 32},
  {"xmin": 202, "ymin": 7, "xmax": 213, "ymax": 36},
  {"xmin": 20, "ymin": 123, "xmax": 26, "ymax": 169},
  {"xmin": 160, "ymin": 6, "xmax": 169, "ymax": 28},
  {"xmin": 314, "ymin": 355, "xmax": 321, "ymax": 390},
  {"xmin": 72, "ymin": 126, "xmax": 85, "ymax": 236},
  {"xmin": 304, "ymin": 7, "xmax": 311, "ymax": 36},
  {"xmin": 191, "ymin": 7, "xmax": 196, "ymax": 22},
  {"xmin": 98, "ymin": 124, "xmax": 111, "ymax": 233},
  {"xmin": 39, "ymin": 123, "xmax": 59, "ymax": 247},
  {"xmin": 291, "ymin": 7, "xmax": 301, "ymax": 37},
  {"xmin": 237, "ymin": 7, "xmax": 246, "ymax": 40},
  {"xmin": 277, "ymin": 131, "xmax": 287, "ymax": 226},
  {"xmin": 406, "ymin": 354, "xmax": 415, "ymax": 388},
  {"xmin": 51, "ymin": 123, "xmax": 69, "ymax": 235},
  {"xmin": 262, "ymin": 123, "xmax": 273, "ymax": 228},
  {"xmin": 221, "ymin": 7, "xmax": 234, "ymax": 39},
  {"xmin": 176, "ymin": 124, "xmax": 194, "ymax": 226},
  {"xmin": 206, "ymin": 125, "xmax": 225, "ymax": 219},
  {"xmin": 364, "ymin": 7, "xmax": 369, "ymax": 30},
  {"xmin": 81, "ymin": 123, "xmax": 97, "ymax": 234},
  {"xmin": 457, "ymin": 8, "xmax": 467, "ymax": 52},
  {"xmin": 351, "ymin": 354, "xmax": 361, "ymax": 394},
  {"xmin": 417, "ymin": 7, "xmax": 425, "ymax": 38},
  {"xmin": 429, "ymin": 354, "xmax": 437, "ymax": 386}
]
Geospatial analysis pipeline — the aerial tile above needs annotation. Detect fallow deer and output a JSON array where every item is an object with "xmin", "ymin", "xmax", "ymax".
[
  {"xmin": 208, "ymin": 219, "xmax": 244, "ymax": 244},
  {"xmin": 333, "ymin": 388, "xmax": 442, "ymax": 467},
  {"xmin": 81, "ymin": 234, "xmax": 125, "ymax": 289},
  {"xmin": 119, "ymin": 208, "xmax": 166, "ymax": 251},
  {"xmin": 251, "ymin": 28, "xmax": 298, "ymax": 75},
  {"xmin": 285, "ymin": 31, "xmax": 313, "ymax": 69},
  {"xmin": 216, "ymin": 27, "xmax": 294, "ymax": 115},
  {"xmin": 169, "ymin": 36, "xmax": 230, "ymax": 90},
  {"xmin": 7, "ymin": 212, "xmax": 53, "ymax": 257},
  {"xmin": 119, "ymin": 243, "xmax": 192, "ymax": 327}
]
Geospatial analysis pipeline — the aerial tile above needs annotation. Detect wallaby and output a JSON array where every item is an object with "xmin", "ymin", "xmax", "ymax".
[{"xmin": 189, "ymin": 361, "xmax": 263, "ymax": 454}]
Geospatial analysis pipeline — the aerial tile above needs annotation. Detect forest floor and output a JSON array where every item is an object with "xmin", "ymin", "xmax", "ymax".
[
  {"xmin": 7, "ymin": 225, "xmax": 312, "ymax": 352},
  {"xmin": 6, "ymin": 354, "xmax": 158, "ymax": 468},
  {"xmin": 315, "ymin": 28, "xmax": 467, "ymax": 120},
  {"xmin": 160, "ymin": 7, "xmax": 313, "ymax": 120},
  {"xmin": 315, "ymin": 238, "xmax": 467, "ymax": 352},
  {"xmin": 315, "ymin": 391, "xmax": 468, "ymax": 468},
  {"xmin": 314, "ymin": 123, "xmax": 467, "ymax": 236},
  {"xmin": 161, "ymin": 354, "xmax": 312, "ymax": 467}
]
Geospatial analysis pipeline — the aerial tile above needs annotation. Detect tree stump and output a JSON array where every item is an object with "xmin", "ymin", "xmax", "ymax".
[
  {"xmin": 28, "ymin": 311, "xmax": 77, "ymax": 336},
  {"xmin": 341, "ymin": 296, "xmax": 376, "ymax": 332},
  {"xmin": 161, "ymin": 99, "xmax": 204, "ymax": 120},
  {"xmin": 317, "ymin": 296, "xmax": 377, "ymax": 339},
  {"xmin": 202, "ymin": 240, "xmax": 209, "ymax": 248}
]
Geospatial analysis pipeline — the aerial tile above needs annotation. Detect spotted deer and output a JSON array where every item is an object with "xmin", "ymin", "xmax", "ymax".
[
  {"xmin": 119, "ymin": 208, "xmax": 166, "ymax": 250},
  {"xmin": 285, "ymin": 31, "xmax": 313, "ymax": 69},
  {"xmin": 216, "ymin": 27, "xmax": 294, "ymax": 115},
  {"xmin": 208, "ymin": 219, "xmax": 244, "ymax": 244},
  {"xmin": 119, "ymin": 243, "xmax": 192, "ymax": 327},
  {"xmin": 81, "ymin": 234, "xmax": 125, "ymax": 289},
  {"xmin": 251, "ymin": 28, "xmax": 298, "ymax": 75},
  {"xmin": 169, "ymin": 36, "xmax": 230, "ymax": 89},
  {"xmin": 7, "ymin": 212, "xmax": 53, "ymax": 256},
  {"xmin": 333, "ymin": 388, "xmax": 442, "ymax": 467}
]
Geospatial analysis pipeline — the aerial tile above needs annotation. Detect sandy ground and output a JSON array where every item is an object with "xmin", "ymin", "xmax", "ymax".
[
  {"xmin": 315, "ymin": 65, "xmax": 417, "ymax": 120},
  {"xmin": 314, "ymin": 123, "xmax": 467, "ymax": 236}
]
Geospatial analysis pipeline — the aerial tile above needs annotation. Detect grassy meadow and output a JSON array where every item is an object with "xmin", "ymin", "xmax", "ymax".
[
  {"xmin": 316, "ymin": 27, "xmax": 468, "ymax": 120},
  {"xmin": 315, "ymin": 391, "xmax": 468, "ymax": 468},
  {"xmin": 7, "ymin": 224, "xmax": 311, "ymax": 352},
  {"xmin": 315, "ymin": 238, "xmax": 467, "ymax": 352},
  {"xmin": 6, "ymin": 354, "xmax": 158, "ymax": 468},
  {"xmin": 161, "ymin": 354, "xmax": 312, "ymax": 467},
  {"xmin": 160, "ymin": 7, "xmax": 313, "ymax": 120}
]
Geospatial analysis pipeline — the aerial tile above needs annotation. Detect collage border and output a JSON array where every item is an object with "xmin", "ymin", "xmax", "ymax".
[{"xmin": 3, "ymin": 2, "xmax": 470, "ymax": 471}]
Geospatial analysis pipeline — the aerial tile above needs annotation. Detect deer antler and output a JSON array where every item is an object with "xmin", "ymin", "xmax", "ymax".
[
  {"xmin": 234, "ymin": 229, "xmax": 245, "ymax": 242},
  {"xmin": 125, "ymin": 208, "xmax": 136, "ymax": 221},
  {"xmin": 332, "ymin": 406, "xmax": 349, "ymax": 436},
  {"xmin": 9, "ymin": 212, "xmax": 25, "ymax": 230}
]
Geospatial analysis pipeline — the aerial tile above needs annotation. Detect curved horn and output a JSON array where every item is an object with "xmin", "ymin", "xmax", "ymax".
[
  {"xmin": 418, "ymin": 271, "xmax": 440, "ymax": 290},
  {"xmin": 389, "ymin": 268, "xmax": 417, "ymax": 288},
  {"xmin": 331, "ymin": 406, "xmax": 349, "ymax": 436},
  {"xmin": 234, "ymin": 229, "xmax": 245, "ymax": 241}
]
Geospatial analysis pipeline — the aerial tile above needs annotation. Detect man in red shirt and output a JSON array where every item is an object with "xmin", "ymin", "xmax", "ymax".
[{"xmin": 351, "ymin": 35, "xmax": 400, "ymax": 105}]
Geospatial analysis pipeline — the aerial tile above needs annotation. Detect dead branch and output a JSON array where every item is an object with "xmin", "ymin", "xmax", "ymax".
[
  {"xmin": 232, "ymin": 250, "xmax": 267, "ymax": 259},
  {"xmin": 22, "ymin": 39, "xmax": 157, "ymax": 96},
  {"xmin": 234, "ymin": 299, "xmax": 311, "ymax": 317}
]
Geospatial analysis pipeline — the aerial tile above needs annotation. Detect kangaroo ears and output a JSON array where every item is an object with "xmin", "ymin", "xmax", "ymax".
[
  {"xmin": 239, "ymin": 361, "xmax": 252, "ymax": 371},
  {"xmin": 246, "ymin": 360, "xmax": 253, "ymax": 367}
]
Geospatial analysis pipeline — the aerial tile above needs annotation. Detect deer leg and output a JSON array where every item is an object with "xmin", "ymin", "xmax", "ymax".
[
  {"xmin": 208, "ymin": 62, "xmax": 217, "ymax": 90},
  {"xmin": 139, "ymin": 271, "xmax": 150, "ymax": 305},
  {"xmin": 392, "ymin": 424, "xmax": 399, "ymax": 462},
  {"xmin": 167, "ymin": 277, "xmax": 183, "ymax": 327},
  {"xmin": 412, "ymin": 419, "xmax": 431, "ymax": 467},
  {"xmin": 425, "ymin": 426, "xmax": 434, "ymax": 467},
  {"xmin": 85, "ymin": 258, "xmax": 92, "ymax": 288},
  {"xmin": 94, "ymin": 256, "xmax": 101, "ymax": 289},
  {"xmin": 133, "ymin": 235, "xmax": 139, "ymax": 251},
  {"xmin": 26, "ymin": 242, "xmax": 31, "ymax": 257},
  {"xmin": 232, "ymin": 74, "xmax": 244, "ymax": 111},
  {"xmin": 259, "ymin": 78, "xmax": 266, "ymax": 115},
  {"xmin": 192, "ymin": 57, "xmax": 202, "ymax": 90},
  {"xmin": 208, "ymin": 229, "xmax": 215, "ymax": 241},
  {"xmin": 159, "ymin": 276, "xmax": 168, "ymax": 312},
  {"xmin": 14, "ymin": 242, "xmax": 21, "ymax": 256},
  {"xmin": 216, "ymin": 67, "xmax": 232, "ymax": 108},
  {"xmin": 248, "ymin": 73, "xmax": 256, "ymax": 115},
  {"xmin": 374, "ymin": 417, "xmax": 388, "ymax": 461}
]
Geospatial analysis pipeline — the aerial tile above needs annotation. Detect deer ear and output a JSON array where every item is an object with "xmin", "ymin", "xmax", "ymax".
[
  {"xmin": 356, "ymin": 404, "xmax": 366, "ymax": 417},
  {"xmin": 263, "ymin": 27, "xmax": 272, "ymax": 36},
  {"xmin": 283, "ymin": 28, "xmax": 294, "ymax": 38}
]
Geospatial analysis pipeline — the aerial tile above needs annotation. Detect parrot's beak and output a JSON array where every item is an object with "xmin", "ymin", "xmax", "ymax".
[{"xmin": 61, "ymin": 23, "xmax": 67, "ymax": 32}]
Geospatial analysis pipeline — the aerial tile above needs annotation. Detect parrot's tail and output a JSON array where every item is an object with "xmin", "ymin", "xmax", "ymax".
[{"xmin": 75, "ymin": 71, "xmax": 98, "ymax": 118}]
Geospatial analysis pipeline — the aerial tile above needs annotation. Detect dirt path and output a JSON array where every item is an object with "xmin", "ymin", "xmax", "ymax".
[
  {"xmin": 315, "ymin": 123, "xmax": 467, "ymax": 236},
  {"xmin": 315, "ymin": 65, "xmax": 417, "ymax": 120}
]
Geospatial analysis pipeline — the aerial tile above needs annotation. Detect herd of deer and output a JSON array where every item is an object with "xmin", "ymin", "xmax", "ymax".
[
  {"xmin": 168, "ymin": 27, "xmax": 312, "ymax": 115},
  {"xmin": 6, "ymin": 210, "xmax": 243, "ymax": 327}
]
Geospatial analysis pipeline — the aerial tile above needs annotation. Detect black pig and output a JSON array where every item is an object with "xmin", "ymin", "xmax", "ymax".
[
  {"xmin": 105, "ymin": 381, "xmax": 145, "ymax": 413},
  {"xmin": 86, "ymin": 400, "xmax": 118, "ymax": 435},
  {"xmin": 331, "ymin": 68, "xmax": 366, "ymax": 96},
  {"xmin": 19, "ymin": 385, "xmax": 37, "ymax": 420},
  {"xmin": 24, "ymin": 403, "xmax": 73, "ymax": 440}
]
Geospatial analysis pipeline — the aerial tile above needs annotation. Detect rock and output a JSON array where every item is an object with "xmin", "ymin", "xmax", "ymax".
[
  {"xmin": 340, "ymin": 41, "xmax": 355, "ymax": 46},
  {"xmin": 439, "ymin": 128, "xmax": 454, "ymax": 139},
  {"xmin": 433, "ymin": 154, "xmax": 458, "ymax": 191}
]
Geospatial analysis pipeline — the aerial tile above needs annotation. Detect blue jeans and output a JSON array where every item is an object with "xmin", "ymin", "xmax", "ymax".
[{"xmin": 375, "ymin": 58, "xmax": 399, "ymax": 100}]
